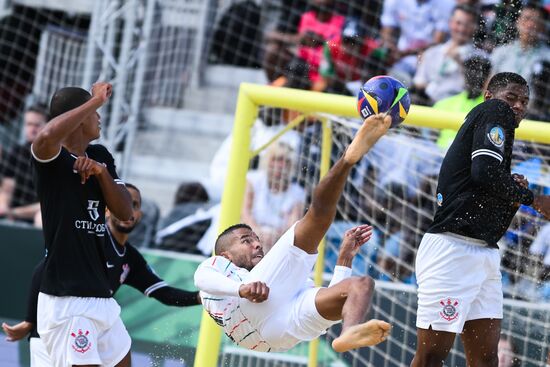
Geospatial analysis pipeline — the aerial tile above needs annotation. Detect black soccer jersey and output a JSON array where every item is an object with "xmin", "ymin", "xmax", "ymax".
[
  {"xmin": 428, "ymin": 99, "xmax": 534, "ymax": 247},
  {"xmin": 104, "ymin": 227, "xmax": 166, "ymax": 295},
  {"xmin": 1, "ymin": 143, "xmax": 37, "ymax": 208},
  {"xmin": 32, "ymin": 144, "xmax": 124, "ymax": 297}
]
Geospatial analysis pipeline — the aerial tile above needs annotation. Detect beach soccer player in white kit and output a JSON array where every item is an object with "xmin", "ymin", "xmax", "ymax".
[{"xmin": 195, "ymin": 113, "xmax": 393, "ymax": 353}]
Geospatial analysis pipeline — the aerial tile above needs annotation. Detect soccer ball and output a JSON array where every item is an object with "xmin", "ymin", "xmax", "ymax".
[{"xmin": 357, "ymin": 75, "xmax": 411, "ymax": 127}]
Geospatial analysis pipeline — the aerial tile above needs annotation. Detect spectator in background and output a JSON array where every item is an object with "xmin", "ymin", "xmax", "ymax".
[
  {"xmin": 413, "ymin": 5, "xmax": 483, "ymax": 105},
  {"xmin": 526, "ymin": 60, "xmax": 550, "ymax": 122},
  {"xmin": 477, "ymin": 0, "xmax": 522, "ymax": 52},
  {"xmin": 316, "ymin": 17, "xmax": 381, "ymax": 95},
  {"xmin": 262, "ymin": 0, "xmax": 309, "ymax": 82},
  {"xmin": 380, "ymin": 0, "xmax": 455, "ymax": 84},
  {"xmin": 242, "ymin": 141, "xmax": 306, "ymax": 252},
  {"xmin": 262, "ymin": 0, "xmax": 344, "ymax": 86},
  {"xmin": 434, "ymin": 55, "xmax": 492, "ymax": 149},
  {"xmin": 0, "ymin": 105, "xmax": 48, "ymax": 226},
  {"xmin": 156, "ymin": 182, "xmax": 214, "ymax": 254},
  {"xmin": 529, "ymin": 222, "xmax": 550, "ymax": 285},
  {"xmin": 491, "ymin": 3, "xmax": 550, "ymax": 83}
]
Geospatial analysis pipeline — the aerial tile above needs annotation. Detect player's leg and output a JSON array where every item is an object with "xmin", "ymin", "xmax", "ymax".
[
  {"xmin": 410, "ymin": 327, "xmax": 456, "ymax": 367},
  {"xmin": 113, "ymin": 351, "xmax": 132, "ymax": 367},
  {"xmin": 461, "ymin": 318, "xmax": 500, "ymax": 367},
  {"xmin": 314, "ymin": 276, "xmax": 391, "ymax": 352},
  {"xmin": 459, "ymin": 249, "xmax": 502, "ymax": 367},
  {"xmin": 294, "ymin": 114, "xmax": 391, "ymax": 255}
]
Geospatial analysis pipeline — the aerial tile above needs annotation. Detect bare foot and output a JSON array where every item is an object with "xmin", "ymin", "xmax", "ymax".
[
  {"xmin": 344, "ymin": 114, "xmax": 391, "ymax": 164},
  {"xmin": 332, "ymin": 319, "xmax": 391, "ymax": 352}
]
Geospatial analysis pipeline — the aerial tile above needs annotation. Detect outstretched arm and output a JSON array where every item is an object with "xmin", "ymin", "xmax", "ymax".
[
  {"xmin": 294, "ymin": 114, "xmax": 391, "ymax": 254},
  {"xmin": 32, "ymin": 83, "xmax": 112, "ymax": 161},
  {"xmin": 149, "ymin": 287, "xmax": 201, "ymax": 306},
  {"xmin": 531, "ymin": 195, "xmax": 550, "ymax": 220},
  {"xmin": 329, "ymin": 224, "xmax": 373, "ymax": 287}
]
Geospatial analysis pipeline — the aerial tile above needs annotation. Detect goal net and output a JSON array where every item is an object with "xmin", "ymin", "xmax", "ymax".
[{"xmin": 195, "ymin": 84, "xmax": 550, "ymax": 367}]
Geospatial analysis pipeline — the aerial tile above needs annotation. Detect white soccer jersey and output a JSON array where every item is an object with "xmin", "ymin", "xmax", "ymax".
[
  {"xmin": 195, "ymin": 256, "xmax": 271, "ymax": 350},
  {"xmin": 194, "ymin": 224, "xmax": 353, "ymax": 352}
]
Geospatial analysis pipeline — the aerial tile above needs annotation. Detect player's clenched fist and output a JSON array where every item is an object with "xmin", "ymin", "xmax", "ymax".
[
  {"xmin": 91, "ymin": 82, "xmax": 112, "ymax": 104},
  {"xmin": 239, "ymin": 281, "xmax": 269, "ymax": 303},
  {"xmin": 73, "ymin": 156, "xmax": 106, "ymax": 184}
]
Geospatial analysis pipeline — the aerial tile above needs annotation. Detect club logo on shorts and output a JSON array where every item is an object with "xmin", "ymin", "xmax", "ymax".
[
  {"xmin": 436, "ymin": 193, "xmax": 443, "ymax": 206},
  {"xmin": 71, "ymin": 329, "xmax": 92, "ymax": 353},
  {"xmin": 487, "ymin": 126, "xmax": 504, "ymax": 148},
  {"xmin": 439, "ymin": 298, "xmax": 459, "ymax": 322}
]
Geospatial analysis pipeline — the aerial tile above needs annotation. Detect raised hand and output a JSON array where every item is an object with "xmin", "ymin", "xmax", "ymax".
[
  {"xmin": 239, "ymin": 281, "xmax": 270, "ymax": 303},
  {"xmin": 73, "ymin": 156, "xmax": 106, "ymax": 184},
  {"xmin": 345, "ymin": 114, "xmax": 392, "ymax": 165},
  {"xmin": 2, "ymin": 321, "xmax": 33, "ymax": 342},
  {"xmin": 337, "ymin": 224, "xmax": 373, "ymax": 267},
  {"xmin": 91, "ymin": 82, "xmax": 112, "ymax": 104}
]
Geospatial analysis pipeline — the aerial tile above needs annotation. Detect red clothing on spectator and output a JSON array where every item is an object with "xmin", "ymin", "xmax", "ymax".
[
  {"xmin": 322, "ymin": 37, "xmax": 379, "ymax": 82},
  {"xmin": 298, "ymin": 11, "xmax": 345, "ymax": 82}
]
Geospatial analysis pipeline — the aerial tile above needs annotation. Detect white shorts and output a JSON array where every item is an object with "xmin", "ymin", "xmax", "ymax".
[
  {"xmin": 241, "ymin": 224, "xmax": 337, "ymax": 351},
  {"xmin": 415, "ymin": 233, "xmax": 503, "ymax": 334},
  {"xmin": 37, "ymin": 293, "xmax": 131, "ymax": 367},
  {"xmin": 30, "ymin": 337, "xmax": 51, "ymax": 367}
]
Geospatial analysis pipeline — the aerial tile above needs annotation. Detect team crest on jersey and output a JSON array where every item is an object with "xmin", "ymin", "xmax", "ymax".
[
  {"xmin": 439, "ymin": 298, "xmax": 459, "ymax": 321},
  {"xmin": 120, "ymin": 263, "xmax": 130, "ymax": 283},
  {"xmin": 487, "ymin": 126, "xmax": 505, "ymax": 148},
  {"xmin": 70, "ymin": 329, "xmax": 92, "ymax": 353},
  {"xmin": 87, "ymin": 200, "xmax": 100, "ymax": 221},
  {"xmin": 436, "ymin": 193, "xmax": 443, "ymax": 206}
]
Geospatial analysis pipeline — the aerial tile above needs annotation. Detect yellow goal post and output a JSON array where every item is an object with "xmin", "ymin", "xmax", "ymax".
[{"xmin": 193, "ymin": 83, "xmax": 550, "ymax": 367}]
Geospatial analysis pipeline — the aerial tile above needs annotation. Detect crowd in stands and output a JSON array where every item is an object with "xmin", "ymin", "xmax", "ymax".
[{"xmin": 3, "ymin": 0, "xmax": 550, "ymax": 305}]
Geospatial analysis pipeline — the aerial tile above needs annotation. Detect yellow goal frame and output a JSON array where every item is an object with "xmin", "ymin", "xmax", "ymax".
[{"xmin": 193, "ymin": 83, "xmax": 550, "ymax": 367}]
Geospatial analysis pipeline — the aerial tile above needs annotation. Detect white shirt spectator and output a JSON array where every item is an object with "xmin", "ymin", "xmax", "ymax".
[
  {"xmin": 246, "ymin": 170, "xmax": 306, "ymax": 230},
  {"xmin": 491, "ymin": 40, "xmax": 550, "ymax": 82},
  {"xmin": 381, "ymin": 0, "xmax": 455, "ymax": 75},
  {"xmin": 530, "ymin": 223, "xmax": 550, "ymax": 266},
  {"xmin": 206, "ymin": 119, "xmax": 301, "ymax": 201},
  {"xmin": 414, "ymin": 41, "xmax": 487, "ymax": 102}
]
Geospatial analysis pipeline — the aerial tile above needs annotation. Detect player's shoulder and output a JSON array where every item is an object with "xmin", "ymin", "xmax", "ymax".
[
  {"xmin": 87, "ymin": 144, "xmax": 114, "ymax": 162},
  {"xmin": 468, "ymin": 99, "xmax": 514, "ymax": 125},
  {"xmin": 125, "ymin": 242, "xmax": 142, "ymax": 258}
]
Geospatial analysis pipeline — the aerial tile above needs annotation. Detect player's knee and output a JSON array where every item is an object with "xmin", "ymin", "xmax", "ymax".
[{"xmin": 351, "ymin": 276, "xmax": 374, "ymax": 293}]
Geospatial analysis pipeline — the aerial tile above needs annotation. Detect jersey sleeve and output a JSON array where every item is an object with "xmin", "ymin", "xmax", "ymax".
[
  {"xmin": 470, "ymin": 102, "xmax": 533, "ymax": 205},
  {"xmin": 194, "ymin": 256, "xmax": 241, "ymax": 297},
  {"xmin": 471, "ymin": 105, "xmax": 512, "ymax": 164},
  {"xmin": 123, "ymin": 245, "xmax": 167, "ymax": 295},
  {"xmin": 328, "ymin": 265, "xmax": 352, "ymax": 287}
]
